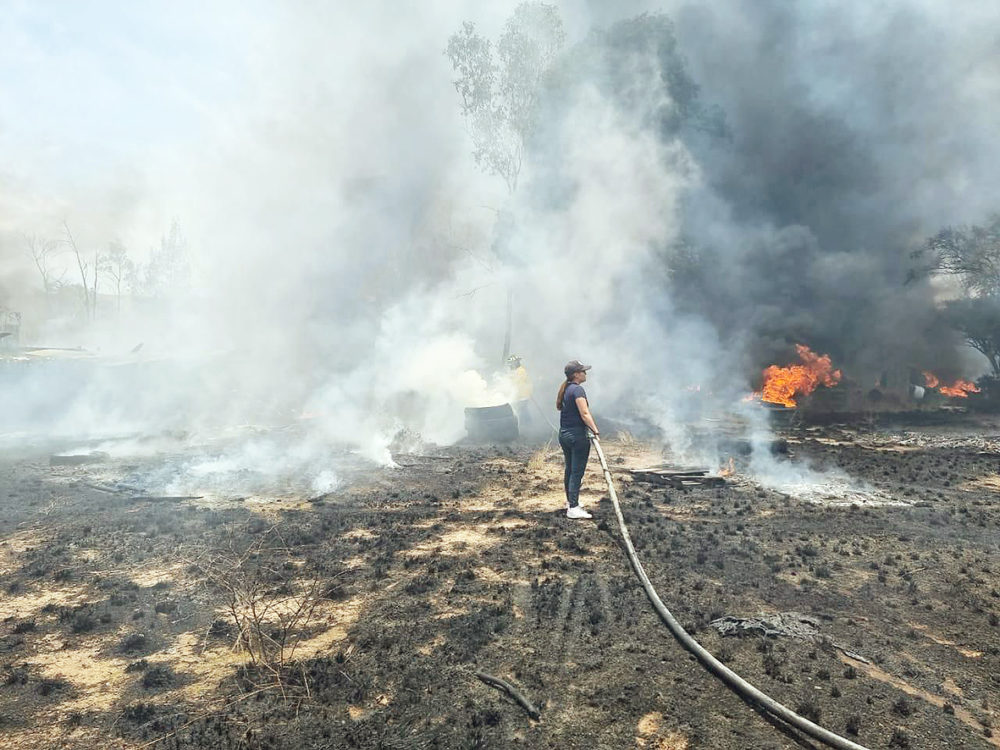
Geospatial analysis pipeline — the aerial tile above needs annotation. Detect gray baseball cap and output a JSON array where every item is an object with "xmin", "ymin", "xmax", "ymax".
[{"xmin": 564, "ymin": 360, "xmax": 592, "ymax": 378}]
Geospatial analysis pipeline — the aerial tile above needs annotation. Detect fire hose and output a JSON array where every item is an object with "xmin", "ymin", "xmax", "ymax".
[{"xmin": 588, "ymin": 434, "xmax": 871, "ymax": 750}]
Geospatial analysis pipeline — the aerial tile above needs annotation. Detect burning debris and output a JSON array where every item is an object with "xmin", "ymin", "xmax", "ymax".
[
  {"xmin": 754, "ymin": 345, "xmax": 842, "ymax": 408},
  {"xmin": 922, "ymin": 371, "xmax": 981, "ymax": 398}
]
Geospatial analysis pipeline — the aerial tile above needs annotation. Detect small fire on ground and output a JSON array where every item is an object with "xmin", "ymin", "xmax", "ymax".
[
  {"xmin": 923, "ymin": 371, "xmax": 980, "ymax": 398},
  {"xmin": 753, "ymin": 344, "xmax": 842, "ymax": 408}
]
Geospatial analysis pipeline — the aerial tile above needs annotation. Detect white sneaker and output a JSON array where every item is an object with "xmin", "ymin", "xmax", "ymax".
[{"xmin": 566, "ymin": 506, "xmax": 592, "ymax": 519}]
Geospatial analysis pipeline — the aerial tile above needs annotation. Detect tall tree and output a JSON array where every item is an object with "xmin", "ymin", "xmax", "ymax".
[
  {"xmin": 943, "ymin": 297, "xmax": 1000, "ymax": 377},
  {"xmin": 98, "ymin": 239, "xmax": 134, "ymax": 316},
  {"xmin": 447, "ymin": 4, "xmax": 565, "ymax": 364},
  {"xmin": 927, "ymin": 214, "xmax": 1000, "ymax": 297},
  {"xmin": 446, "ymin": 2, "xmax": 565, "ymax": 194},
  {"xmin": 62, "ymin": 221, "xmax": 97, "ymax": 320},
  {"xmin": 140, "ymin": 220, "xmax": 190, "ymax": 299},
  {"xmin": 927, "ymin": 215, "xmax": 1000, "ymax": 377}
]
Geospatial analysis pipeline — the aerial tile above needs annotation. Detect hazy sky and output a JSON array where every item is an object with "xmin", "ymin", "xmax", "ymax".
[
  {"xmin": 0, "ymin": 1, "xmax": 515, "ymax": 251},
  {"xmin": 0, "ymin": 1, "xmax": 276, "ymax": 181}
]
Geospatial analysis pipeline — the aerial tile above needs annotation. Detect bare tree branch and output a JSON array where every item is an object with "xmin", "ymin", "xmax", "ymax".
[
  {"xmin": 24, "ymin": 233, "xmax": 63, "ymax": 295},
  {"xmin": 62, "ymin": 220, "xmax": 92, "ymax": 317}
]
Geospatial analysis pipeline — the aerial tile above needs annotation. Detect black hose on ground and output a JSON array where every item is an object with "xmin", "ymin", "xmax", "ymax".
[{"xmin": 588, "ymin": 435, "xmax": 871, "ymax": 750}]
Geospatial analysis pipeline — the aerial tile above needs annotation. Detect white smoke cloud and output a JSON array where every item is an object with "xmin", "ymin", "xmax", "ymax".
[{"xmin": 3, "ymin": 1, "xmax": 999, "ymax": 500}]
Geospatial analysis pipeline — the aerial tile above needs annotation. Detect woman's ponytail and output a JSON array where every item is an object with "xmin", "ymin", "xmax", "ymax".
[{"xmin": 556, "ymin": 380, "xmax": 569, "ymax": 410}]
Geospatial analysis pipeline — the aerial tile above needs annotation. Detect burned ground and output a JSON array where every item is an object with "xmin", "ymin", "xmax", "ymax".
[{"xmin": 0, "ymin": 421, "xmax": 999, "ymax": 749}]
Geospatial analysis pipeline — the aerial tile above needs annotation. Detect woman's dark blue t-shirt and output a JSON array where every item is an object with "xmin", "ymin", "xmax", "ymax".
[{"xmin": 561, "ymin": 383, "xmax": 587, "ymax": 429}]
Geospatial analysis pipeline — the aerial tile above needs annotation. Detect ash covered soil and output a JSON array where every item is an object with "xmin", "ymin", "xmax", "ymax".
[{"xmin": 1, "ymin": 419, "xmax": 999, "ymax": 749}]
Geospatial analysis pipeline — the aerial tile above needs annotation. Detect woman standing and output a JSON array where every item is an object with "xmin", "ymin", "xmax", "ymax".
[{"xmin": 557, "ymin": 360, "xmax": 600, "ymax": 519}]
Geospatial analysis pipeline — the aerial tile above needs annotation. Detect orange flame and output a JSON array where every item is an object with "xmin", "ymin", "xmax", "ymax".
[
  {"xmin": 757, "ymin": 345, "xmax": 842, "ymax": 408},
  {"xmin": 719, "ymin": 457, "xmax": 736, "ymax": 477},
  {"xmin": 940, "ymin": 380, "xmax": 980, "ymax": 397},
  {"xmin": 924, "ymin": 371, "xmax": 980, "ymax": 398}
]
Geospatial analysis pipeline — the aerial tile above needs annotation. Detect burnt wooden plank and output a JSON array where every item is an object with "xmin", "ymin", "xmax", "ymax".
[
  {"xmin": 629, "ymin": 468, "xmax": 726, "ymax": 489},
  {"xmin": 630, "ymin": 471, "xmax": 680, "ymax": 486},
  {"xmin": 637, "ymin": 464, "xmax": 708, "ymax": 475},
  {"xmin": 630, "ymin": 467, "xmax": 708, "ymax": 477},
  {"xmin": 678, "ymin": 476, "xmax": 726, "ymax": 487}
]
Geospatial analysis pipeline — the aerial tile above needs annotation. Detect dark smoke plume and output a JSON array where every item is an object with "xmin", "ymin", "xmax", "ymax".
[{"xmin": 563, "ymin": 2, "xmax": 1000, "ymax": 385}]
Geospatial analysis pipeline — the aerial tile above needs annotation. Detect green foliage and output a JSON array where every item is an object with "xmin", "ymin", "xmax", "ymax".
[
  {"xmin": 446, "ymin": 8, "xmax": 725, "ymax": 197},
  {"xmin": 446, "ymin": 3, "xmax": 565, "ymax": 193},
  {"xmin": 446, "ymin": 22, "xmax": 494, "ymax": 117}
]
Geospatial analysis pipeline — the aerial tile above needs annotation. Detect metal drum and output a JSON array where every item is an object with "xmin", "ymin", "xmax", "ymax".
[{"xmin": 464, "ymin": 403, "xmax": 519, "ymax": 442}]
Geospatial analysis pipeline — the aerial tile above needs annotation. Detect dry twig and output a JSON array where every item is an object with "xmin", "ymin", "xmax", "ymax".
[{"xmin": 474, "ymin": 671, "xmax": 541, "ymax": 720}]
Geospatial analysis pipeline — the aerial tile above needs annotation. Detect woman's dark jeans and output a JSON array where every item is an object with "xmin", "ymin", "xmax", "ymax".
[{"xmin": 559, "ymin": 427, "xmax": 591, "ymax": 508}]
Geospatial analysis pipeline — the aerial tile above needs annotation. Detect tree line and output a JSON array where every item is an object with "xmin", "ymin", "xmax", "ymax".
[{"xmin": 22, "ymin": 219, "xmax": 190, "ymax": 321}]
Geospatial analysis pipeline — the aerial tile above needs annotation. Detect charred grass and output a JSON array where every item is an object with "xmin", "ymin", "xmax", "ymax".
[{"xmin": 0, "ymin": 433, "xmax": 998, "ymax": 748}]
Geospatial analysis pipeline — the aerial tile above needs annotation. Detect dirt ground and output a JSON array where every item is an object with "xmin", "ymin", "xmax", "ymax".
[{"xmin": 1, "ymin": 416, "xmax": 999, "ymax": 749}]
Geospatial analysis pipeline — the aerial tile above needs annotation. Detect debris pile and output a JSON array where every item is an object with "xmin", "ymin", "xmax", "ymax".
[{"xmin": 628, "ymin": 465, "xmax": 727, "ymax": 489}]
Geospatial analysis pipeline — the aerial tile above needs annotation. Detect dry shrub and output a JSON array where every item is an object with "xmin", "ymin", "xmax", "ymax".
[
  {"xmin": 190, "ymin": 523, "xmax": 341, "ymax": 699},
  {"xmin": 527, "ymin": 440, "xmax": 558, "ymax": 472}
]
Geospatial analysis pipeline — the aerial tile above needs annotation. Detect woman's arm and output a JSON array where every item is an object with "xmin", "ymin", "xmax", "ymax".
[{"xmin": 575, "ymin": 396, "xmax": 599, "ymax": 436}]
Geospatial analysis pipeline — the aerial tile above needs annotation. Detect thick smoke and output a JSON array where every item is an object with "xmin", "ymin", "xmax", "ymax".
[
  {"xmin": 658, "ymin": 0, "xmax": 1000, "ymax": 382},
  {"xmin": 0, "ymin": 1, "xmax": 513, "ymax": 481},
  {"xmin": 2, "ymin": 2, "xmax": 999, "ymax": 494}
]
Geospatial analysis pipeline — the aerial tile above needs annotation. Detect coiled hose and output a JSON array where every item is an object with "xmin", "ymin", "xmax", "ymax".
[{"xmin": 589, "ymin": 435, "xmax": 871, "ymax": 750}]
